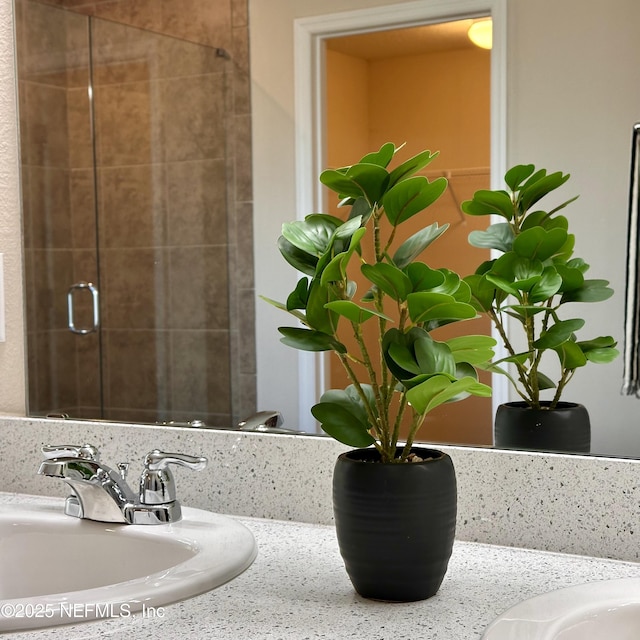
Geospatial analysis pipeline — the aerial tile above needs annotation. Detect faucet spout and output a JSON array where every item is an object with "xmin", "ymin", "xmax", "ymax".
[{"xmin": 38, "ymin": 457, "xmax": 136, "ymax": 523}]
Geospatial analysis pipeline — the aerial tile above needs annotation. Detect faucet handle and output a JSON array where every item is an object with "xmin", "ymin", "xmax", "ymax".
[
  {"xmin": 140, "ymin": 450, "xmax": 208, "ymax": 505},
  {"xmin": 41, "ymin": 444, "xmax": 100, "ymax": 460},
  {"xmin": 144, "ymin": 450, "xmax": 207, "ymax": 472}
]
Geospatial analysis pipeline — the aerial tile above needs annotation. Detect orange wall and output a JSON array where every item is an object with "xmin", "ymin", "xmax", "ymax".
[{"xmin": 325, "ymin": 42, "xmax": 493, "ymax": 446}]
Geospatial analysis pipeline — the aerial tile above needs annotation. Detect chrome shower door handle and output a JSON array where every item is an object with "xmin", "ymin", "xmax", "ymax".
[{"xmin": 67, "ymin": 282, "xmax": 100, "ymax": 335}]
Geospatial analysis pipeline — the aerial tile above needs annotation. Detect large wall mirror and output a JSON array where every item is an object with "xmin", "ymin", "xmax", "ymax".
[{"xmin": 13, "ymin": 0, "xmax": 640, "ymax": 458}]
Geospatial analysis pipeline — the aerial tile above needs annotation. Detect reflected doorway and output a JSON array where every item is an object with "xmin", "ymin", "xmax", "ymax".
[{"xmin": 324, "ymin": 19, "xmax": 493, "ymax": 445}]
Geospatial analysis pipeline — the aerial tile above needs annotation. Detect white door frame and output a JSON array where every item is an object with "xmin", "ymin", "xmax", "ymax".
[{"xmin": 292, "ymin": 0, "xmax": 509, "ymax": 430}]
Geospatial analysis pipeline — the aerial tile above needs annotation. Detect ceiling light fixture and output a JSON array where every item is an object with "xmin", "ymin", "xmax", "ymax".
[{"xmin": 468, "ymin": 18, "xmax": 492, "ymax": 50}]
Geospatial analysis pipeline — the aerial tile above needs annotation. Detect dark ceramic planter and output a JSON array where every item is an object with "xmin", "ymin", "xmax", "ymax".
[
  {"xmin": 333, "ymin": 447, "xmax": 457, "ymax": 602},
  {"xmin": 494, "ymin": 401, "xmax": 591, "ymax": 454}
]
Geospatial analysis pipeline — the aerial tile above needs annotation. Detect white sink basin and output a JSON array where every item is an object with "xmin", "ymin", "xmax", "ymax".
[
  {"xmin": 0, "ymin": 498, "xmax": 257, "ymax": 631},
  {"xmin": 482, "ymin": 578, "xmax": 640, "ymax": 639}
]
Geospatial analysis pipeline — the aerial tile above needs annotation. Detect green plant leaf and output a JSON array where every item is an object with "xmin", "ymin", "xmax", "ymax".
[
  {"xmin": 387, "ymin": 149, "xmax": 439, "ymax": 186},
  {"xmin": 512, "ymin": 257, "xmax": 544, "ymax": 285},
  {"xmin": 577, "ymin": 336, "xmax": 619, "ymax": 364},
  {"xmin": 347, "ymin": 196, "xmax": 374, "ymax": 225},
  {"xmin": 528, "ymin": 266, "xmax": 563, "ymax": 302},
  {"xmin": 392, "ymin": 222, "xmax": 448, "ymax": 269},
  {"xmin": 555, "ymin": 264, "xmax": 585, "ymax": 293},
  {"xmin": 318, "ymin": 387, "xmax": 369, "ymax": 426},
  {"xmin": 486, "ymin": 273, "xmax": 521, "ymax": 297},
  {"xmin": 429, "ymin": 269, "xmax": 463, "ymax": 297},
  {"xmin": 320, "ymin": 163, "xmax": 390, "ymax": 204},
  {"xmin": 505, "ymin": 304, "xmax": 548, "ymax": 319},
  {"xmin": 382, "ymin": 176, "xmax": 447, "ymax": 225},
  {"xmin": 334, "ymin": 215, "xmax": 363, "ymax": 240},
  {"xmin": 259, "ymin": 295, "xmax": 307, "ymax": 323},
  {"xmin": 406, "ymin": 292, "xmax": 477, "ymax": 325},
  {"xmin": 406, "ymin": 375, "xmax": 492, "ymax": 415},
  {"xmin": 535, "ymin": 371, "xmax": 556, "ymax": 390},
  {"xmin": 451, "ymin": 273, "xmax": 472, "ymax": 304},
  {"xmin": 277, "ymin": 236, "xmax": 317, "ymax": 275},
  {"xmin": 305, "ymin": 279, "xmax": 335, "ymax": 334},
  {"xmin": 490, "ymin": 252, "xmax": 524, "ymax": 280},
  {"xmin": 566, "ymin": 257, "xmax": 589, "ymax": 273},
  {"xmin": 286, "ymin": 277, "xmax": 309, "ymax": 310},
  {"xmin": 414, "ymin": 336, "xmax": 456, "ymax": 377},
  {"xmin": 320, "ymin": 227, "xmax": 366, "ymax": 285},
  {"xmin": 281, "ymin": 214, "xmax": 342, "ymax": 256},
  {"xmin": 359, "ymin": 142, "xmax": 396, "ymax": 168},
  {"xmin": 387, "ymin": 342, "xmax": 422, "ymax": 377},
  {"xmin": 504, "ymin": 164, "xmax": 535, "ymax": 191},
  {"xmin": 518, "ymin": 171, "xmax": 571, "ymax": 211},
  {"xmin": 405, "ymin": 263, "xmax": 446, "ymax": 292},
  {"xmin": 461, "ymin": 197, "xmax": 500, "ymax": 217},
  {"xmin": 533, "ymin": 318, "xmax": 585, "ymax": 349},
  {"xmin": 584, "ymin": 346, "xmax": 620, "ymax": 364},
  {"xmin": 446, "ymin": 335, "xmax": 497, "ymax": 364},
  {"xmin": 324, "ymin": 300, "xmax": 391, "ymax": 324},
  {"xmin": 554, "ymin": 340, "xmax": 588, "ymax": 370},
  {"xmin": 561, "ymin": 279, "xmax": 614, "ymax": 303},
  {"xmin": 547, "ymin": 195, "xmax": 580, "ymax": 216},
  {"xmin": 311, "ymin": 400, "xmax": 375, "ymax": 447},
  {"xmin": 577, "ymin": 336, "xmax": 617, "ymax": 350},
  {"xmin": 361, "ymin": 262, "xmax": 412, "ymax": 301},
  {"xmin": 478, "ymin": 360, "xmax": 522, "ymax": 390},
  {"xmin": 467, "ymin": 189, "xmax": 515, "ymax": 220},
  {"xmin": 382, "ymin": 327, "xmax": 429, "ymax": 380},
  {"xmin": 464, "ymin": 274, "xmax": 497, "ymax": 312},
  {"xmin": 278, "ymin": 327, "xmax": 346, "ymax": 353},
  {"xmin": 468, "ymin": 223, "xmax": 514, "ymax": 252},
  {"xmin": 520, "ymin": 168, "xmax": 547, "ymax": 191},
  {"xmin": 512, "ymin": 227, "xmax": 568, "ymax": 261}
]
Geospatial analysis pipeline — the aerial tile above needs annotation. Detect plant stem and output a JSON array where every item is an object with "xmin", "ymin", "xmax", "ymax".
[
  {"xmin": 488, "ymin": 308, "xmax": 535, "ymax": 402},
  {"xmin": 336, "ymin": 351, "xmax": 381, "ymax": 436},
  {"xmin": 400, "ymin": 412, "xmax": 425, "ymax": 460},
  {"xmin": 550, "ymin": 368, "xmax": 574, "ymax": 408},
  {"xmin": 390, "ymin": 393, "xmax": 407, "ymax": 452}
]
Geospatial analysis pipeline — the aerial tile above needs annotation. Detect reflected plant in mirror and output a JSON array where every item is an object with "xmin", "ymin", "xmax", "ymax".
[
  {"xmin": 462, "ymin": 165, "xmax": 619, "ymax": 452},
  {"xmin": 262, "ymin": 143, "xmax": 495, "ymax": 462}
]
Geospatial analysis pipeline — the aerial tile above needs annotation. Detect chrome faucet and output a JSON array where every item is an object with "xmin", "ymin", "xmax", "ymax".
[{"xmin": 37, "ymin": 444, "xmax": 207, "ymax": 525}]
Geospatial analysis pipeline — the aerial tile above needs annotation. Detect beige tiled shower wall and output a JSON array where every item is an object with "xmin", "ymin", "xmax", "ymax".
[
  {"xmin": 17, "ymin": 3, "xmax": 96, "ymax": 419},
  {"xmin": 17, "ymin": 0, "xmax": 255, "ymax": 427}
]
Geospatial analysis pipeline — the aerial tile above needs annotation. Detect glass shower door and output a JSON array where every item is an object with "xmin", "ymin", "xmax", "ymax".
[{"xmin": 90, "ymin": 18, "xmax": 233, "ymax": 426}]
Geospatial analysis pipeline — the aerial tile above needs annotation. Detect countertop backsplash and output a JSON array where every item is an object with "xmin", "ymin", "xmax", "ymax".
[{"xmin": 1, "ymin": 415, "xmax": 639, "ymax": 562}]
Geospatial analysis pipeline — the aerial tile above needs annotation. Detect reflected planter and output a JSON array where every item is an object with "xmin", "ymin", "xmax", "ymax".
[
  {"xmin": 333, "ymin": 447, "xmax": 456, "ymax": 602},
  {"xmin": 494, "ymin": 401, "xmax": 591, "ymax": 454}
]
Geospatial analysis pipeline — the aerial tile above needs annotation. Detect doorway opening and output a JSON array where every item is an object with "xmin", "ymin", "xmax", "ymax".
[{"xmin": 322, "ymin": 19, "xmax": 493, "ymax": 445}]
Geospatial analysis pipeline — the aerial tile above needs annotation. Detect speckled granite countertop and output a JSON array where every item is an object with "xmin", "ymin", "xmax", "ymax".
[{"xmin": 5, "ymin": 494, "xmax": 639, "ymax": 640}]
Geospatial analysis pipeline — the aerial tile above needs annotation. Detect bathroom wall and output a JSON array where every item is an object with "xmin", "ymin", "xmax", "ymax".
[
  {"xmin": 0, "ymin": 1, "xmax": 26, "ymax": 415},
  {"xmin": 13, "ymin": 0, "xmax": 256, "ymax": 426}
]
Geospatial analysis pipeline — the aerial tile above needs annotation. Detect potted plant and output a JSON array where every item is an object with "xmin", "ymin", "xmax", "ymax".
[
  {"xmin": 461, "ymin": 164, "xmax": 619, "ymax": 453},
  {"xmin": 262, "ymin": 143, "xmax": 495, "ymax": 601}
]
